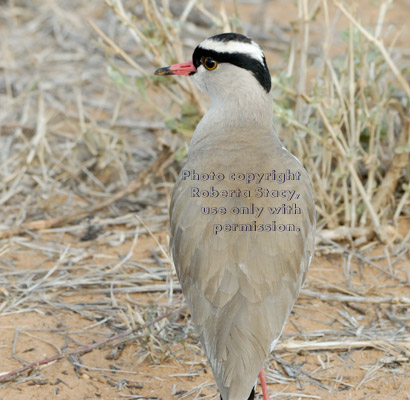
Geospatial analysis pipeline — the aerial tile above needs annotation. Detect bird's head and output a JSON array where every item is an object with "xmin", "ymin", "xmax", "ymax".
[{"xmin": 155, "ymin": 33, "xmax": 271, "ymax": 103}]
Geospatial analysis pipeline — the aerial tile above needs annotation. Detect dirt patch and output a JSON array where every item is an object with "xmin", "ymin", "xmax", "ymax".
[{"xmin": 1, "ymin": 229, "xmax": 409, "ymax": 399}]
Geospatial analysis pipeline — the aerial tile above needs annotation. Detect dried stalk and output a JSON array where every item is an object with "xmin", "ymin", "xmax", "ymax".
[
  {"xmin": 301, "ymin": 289, "xmax": 410, "ymax": 305},
  {"xmin": 0, "ymin": 148, "xmax": 172, "ymax": 239},
  {"xmin": 334, "ymin": 0, "xmax": 410, "ymax": 100},
  {"xmin": 372, "ymin": 120, "xmax": 410, "ymax": 213},
  {"xmin": 275, "ymin": 339, "xmax": 410, "ymax": 353},
  {"xmin": 0, "ymin": 306, "xmax": 183, "ymax": 383}
]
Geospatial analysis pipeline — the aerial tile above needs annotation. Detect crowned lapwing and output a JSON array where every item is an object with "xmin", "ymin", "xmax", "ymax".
[{"xmin": 155, "ymin": 33, "xmax": 315, "ymax": 400}]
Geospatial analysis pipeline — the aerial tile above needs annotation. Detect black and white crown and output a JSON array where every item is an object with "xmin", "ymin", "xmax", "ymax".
[{"xmin": 192, "ymin": 33, "xmax": 271, "ymax": 92}]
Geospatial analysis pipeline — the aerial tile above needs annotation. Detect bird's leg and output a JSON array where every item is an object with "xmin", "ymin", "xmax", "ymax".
[{"xmin": 259, "ymin": 368, "xmax": 270, "ymax": 400}]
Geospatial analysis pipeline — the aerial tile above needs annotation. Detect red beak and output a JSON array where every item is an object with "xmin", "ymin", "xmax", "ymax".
[{"xmin": 154, "ymin": 61, "xmax": 196, "ymax": 76}]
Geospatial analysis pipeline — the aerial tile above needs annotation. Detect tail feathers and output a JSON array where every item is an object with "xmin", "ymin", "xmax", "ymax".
[
  {"xmin": 220, "ymin": 387, "xmax": 255, "ymax": 400},
  {"xmin": 248, "ymin": 387, "xmax": 255, "ymax": 400}
]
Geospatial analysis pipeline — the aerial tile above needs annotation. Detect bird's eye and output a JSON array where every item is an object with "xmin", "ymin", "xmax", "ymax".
[{"xmin": 203, "ymin": 57, "xmax": 218, "ymax": 71}]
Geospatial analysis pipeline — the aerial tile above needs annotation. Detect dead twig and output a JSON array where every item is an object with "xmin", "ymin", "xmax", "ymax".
[
  {"xmin": 0, "ymin": 306, "xmax": 183, "ymax": 383},
  {"xmin": 301, "ymin": 289, "xmax": 410, "ymax": 305},
  {"xmin": 334, "ymin": 0, "xmax": 410, "ymax": 100},
  {"xmin": 372, "ymin": 120, "xmax": 410, "ymax": 212},
  {"xmin": 0, "ymin": 148, "xmax": 172, "ymax": 240},
  {"xmin": 275, "ymin": 339, "xmax": 410, "ymax": 353}
]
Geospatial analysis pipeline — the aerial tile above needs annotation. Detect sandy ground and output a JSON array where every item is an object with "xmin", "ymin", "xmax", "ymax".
[
  {"xmin": 0, "ymin": 0, "xmax": 409, "ymax": 399},
  {"xmin": 0, "ymin": 228, "xmax": 409, "ymax": 400}
]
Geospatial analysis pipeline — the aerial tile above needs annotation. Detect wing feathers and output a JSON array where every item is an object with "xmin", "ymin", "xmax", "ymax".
[{"xmin": 170, "ymin": 148, "xmax": 315, "ymax": 400}]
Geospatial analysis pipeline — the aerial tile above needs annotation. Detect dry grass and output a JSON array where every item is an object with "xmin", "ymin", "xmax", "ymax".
[
  {"xmin": 0, "ymin": 0, "xmax": 409, "ymax": 399},
  {"xmin": 98, "ymin": 0, "xmax": 410, "ymax": 243}
]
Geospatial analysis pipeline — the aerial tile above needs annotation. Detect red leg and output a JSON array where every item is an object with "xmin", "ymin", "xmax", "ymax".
[{"xmin": 259, "ymin": 368, "xmax": 271, "ymax": 400}]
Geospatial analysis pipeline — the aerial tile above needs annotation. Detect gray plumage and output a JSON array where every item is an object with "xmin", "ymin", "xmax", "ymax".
[{"xmin": 163, "ymin": 34, "xmax": 315, "ymax": 400}]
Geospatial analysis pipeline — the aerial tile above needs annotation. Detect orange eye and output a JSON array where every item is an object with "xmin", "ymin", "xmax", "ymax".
[{"xmin": 203, "ymin": 57, "xmax": 218, "ymax": 71}]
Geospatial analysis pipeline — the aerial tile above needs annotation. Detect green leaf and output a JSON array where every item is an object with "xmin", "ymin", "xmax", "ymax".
[
  {"xmin": 135, "ymin": 77, "xmax": 147, "ymax": 96},
  {"xmin": 395, "ymin": 143, "xmax": 410, "ymax": 154},
  {"xmin": 175, "ymin": 145, "xmax": 188, "ymax": 162},
  {"xmin": 176, "ymin": 123, "xmax": 195, "ymax": 136},
  {"xmin": 181, "ymin": 102, "xmax": 199, "ymax": 117},
  {"xmin": 356, "ymin": 201, "xmax": 365, "ymax": 217},
  {"xmin": 165, "ymin": 119, "xmax": 178, "ymax": 131},
  {"xmin": 178, "ymin": 102, "xmax": 200, "ymax": 136},
  {"xmin": 107, "ymin": 65, "xmax": 129, "ymax": 89}
]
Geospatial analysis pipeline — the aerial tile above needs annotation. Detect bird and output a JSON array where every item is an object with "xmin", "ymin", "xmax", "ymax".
[{"xmin": 155, "ymin": 33, "xmax": 315, "ymax": 400}]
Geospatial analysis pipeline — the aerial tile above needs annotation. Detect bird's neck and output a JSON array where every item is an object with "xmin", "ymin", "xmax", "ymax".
[
  {"xmin": 218, "ymin": 79, "xmax": 274, "ymax": 123},
  {"xmin": 190, "ymin": 89, "xmax": 275, "ymax": 151},
  {"xmin": 210, "ymin": 90, "xmax": 273, "ymax": 129}
]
